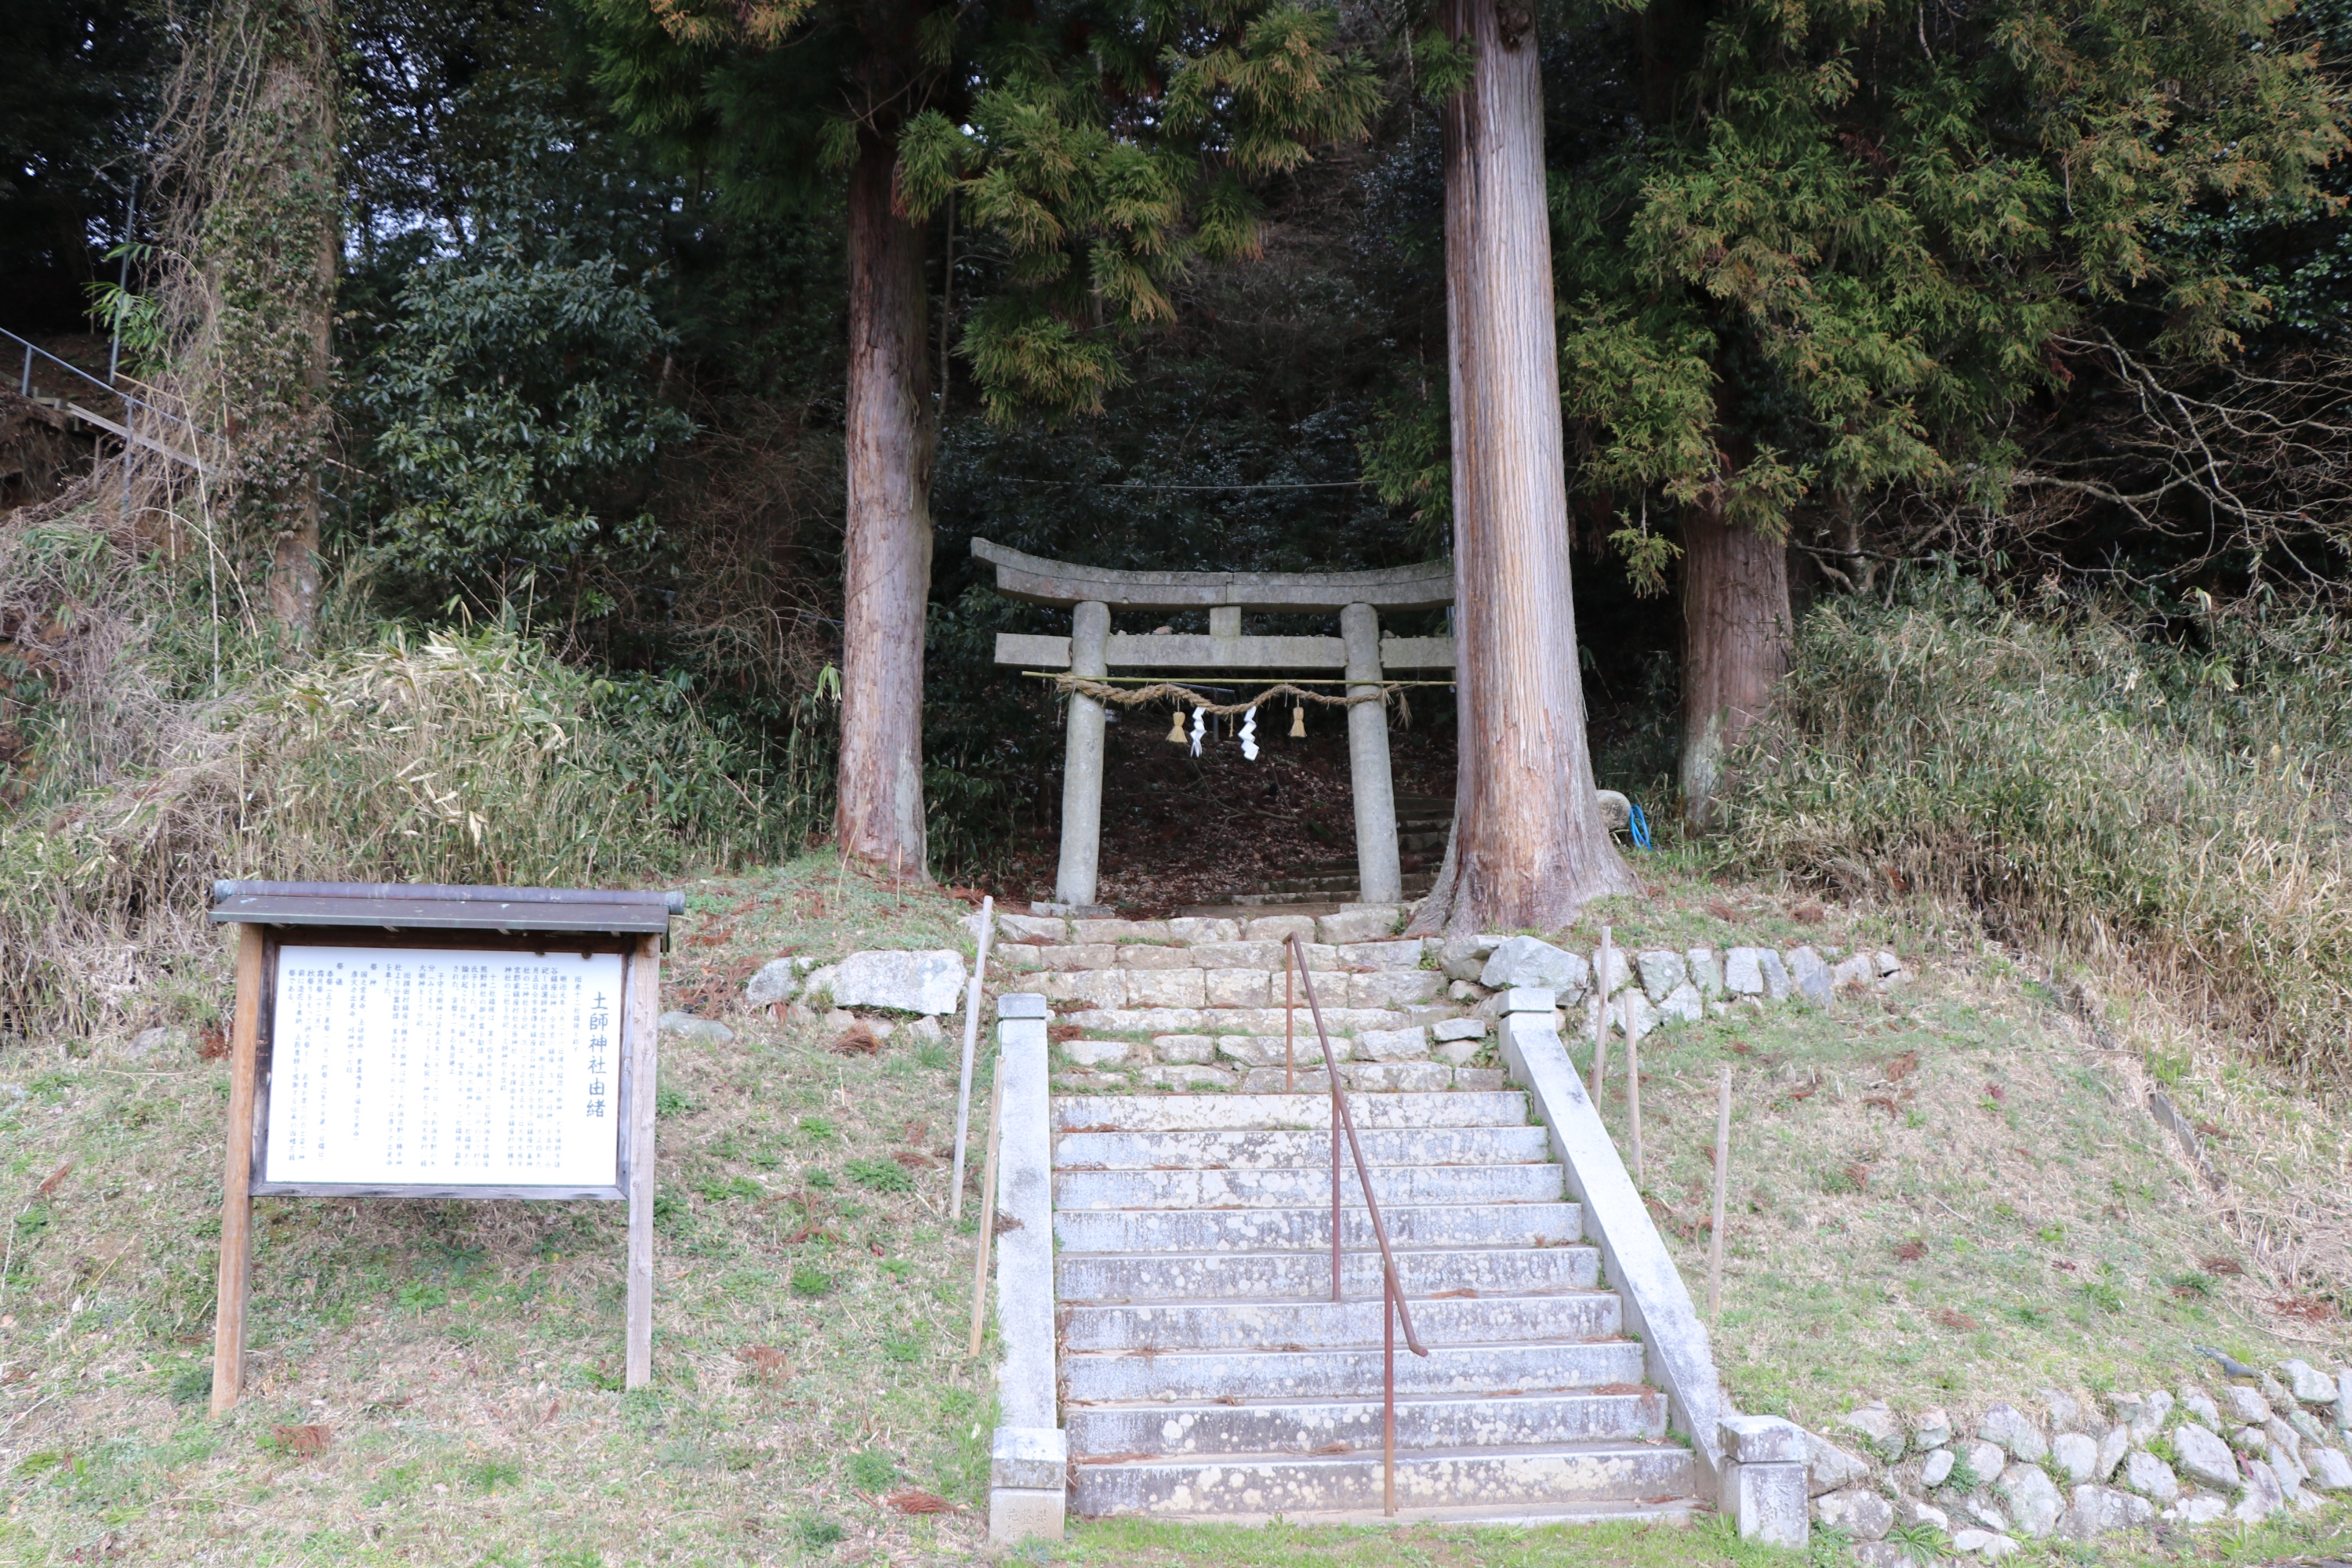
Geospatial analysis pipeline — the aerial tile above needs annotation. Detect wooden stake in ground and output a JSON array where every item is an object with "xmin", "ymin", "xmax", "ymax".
[
  {"xmin": 625, "ymin": 931, "xmax": 661, "ymax": 1389},
  {"xmin": 1404, "ymin": 0, "xmax": 1637, "ymax": 936},
  {"xmin": 967, "ymin": 1074, "xmax": 1004, "ymax": 1358},
  {"xmin": 1591, "ymin": 925, "xmax": 1612, "ymax": 1098},
  {"xmin": 1627, "ymin": 1019, "xmax": 1643, "ymax": 1185},
  {"xmin": 950, "ymin": 897, "xmax": 993, "ymax": 1222},
  {"xmin": 210, "ymin": 922, "xmax": 264, "ymax": 1416},
  {"xmin": 1708, "ymin": 1065, "xmax": 1732, "ymax": 1319}
]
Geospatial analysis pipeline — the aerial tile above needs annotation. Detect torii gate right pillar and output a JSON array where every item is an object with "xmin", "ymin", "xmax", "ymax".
[{"xmin": 1341, "ymin": 602, "xmax": 1403, "ymax": 904}]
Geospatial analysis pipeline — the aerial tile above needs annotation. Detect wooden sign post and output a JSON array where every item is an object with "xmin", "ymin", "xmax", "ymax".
[{"xmin": 205, "ymin": 880, "xmax": 678, "ymax": 1415}]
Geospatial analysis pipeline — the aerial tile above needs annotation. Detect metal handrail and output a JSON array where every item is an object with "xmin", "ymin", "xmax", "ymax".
[
  {"xmin": 4, "ymin": 324, "xmax": 220, "ymax": 459},
  {"xmin": 1284, "ymin": 932, "xmax": 1430, "ymax": 1515}
]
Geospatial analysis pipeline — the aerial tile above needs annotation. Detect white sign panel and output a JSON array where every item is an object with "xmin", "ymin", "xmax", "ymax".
[{"xmin": 264, "ymin": 946, "xmax": 625, "ymax": 1188}]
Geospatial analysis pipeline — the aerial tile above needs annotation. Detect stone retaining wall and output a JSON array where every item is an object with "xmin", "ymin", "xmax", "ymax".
[{"xmin": 1799, "ymin": 1363, "xmax": 2352, "ymax": 1561}]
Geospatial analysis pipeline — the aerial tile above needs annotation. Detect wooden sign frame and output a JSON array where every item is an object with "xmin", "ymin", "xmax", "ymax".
[{"xmin": 206, "ymin": 881, "xmax": 679, "ymax": 1415}]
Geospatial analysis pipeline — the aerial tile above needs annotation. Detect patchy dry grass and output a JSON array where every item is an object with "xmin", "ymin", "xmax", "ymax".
[
  {"xmin": 1552, "ymin": 867, "xmax": 2352, "ymax": 1428},
  {"xmin": 0, "ymin": 848, "xmax": 2345, "ymax": 1565},
  {"xmin": 0, "ymin": 853, "xmax": 1001, "ymax": 1565}
]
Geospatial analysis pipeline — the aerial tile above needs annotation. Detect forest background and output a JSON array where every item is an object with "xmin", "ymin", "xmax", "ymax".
[{"xmin": 4, "ymin": 0, "xmax": 2352, "ymax": 1097}]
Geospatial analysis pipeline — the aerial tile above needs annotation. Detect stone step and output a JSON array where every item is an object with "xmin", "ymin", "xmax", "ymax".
[
  {"xmin": 1053, "ymin": 1091, "xmax": 1530, "ymax": 1134},
  {"xmin": 1054, "ymin": 1162, "xmax": 1567, "ymax": 1211},
  {"xmin": 1054, "ymin": 1125, "xmax": 1552, "ymax": 1171},
  {"xmin": 1058, "ymin": 1006, "xmax": 1414, "ymax": 1035},
  {"xmin": 1062, "ymin": 1290, "xmax": 1621, "ymax": 1352},
  {"xmin": 1056, "ymin": 1242, "xmax": 1600, "ymax": 1302},
  {"xmin": 1062, "ymin": 1337, "xmax": 1649, "ymax": 1403},
  {"xmin": 1069, "ymin": 1441, "xmax": 1697, "ymax": 1519},
  {"xmin": 1039, "ymin": 969, "xmax": 1447, "ymax": 1012},
  {"xmin": 1065, "ymin": 1388, "xmax": 1667, "ymax": 1459},
  {"xmin": 1054, "ymin": 1200, "xmax": 1584, "ymax": 1256}
]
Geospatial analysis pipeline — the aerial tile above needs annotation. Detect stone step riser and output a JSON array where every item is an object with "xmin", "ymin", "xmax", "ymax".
[
  {"xmin": 1057, "ymin": 1244, "xmax": 1600, "ymax": 1302},
  {"xmin": 1065, "ymin": 1390, "xmax": 1668, "ymax": 1458},
  {"xmin": 1040, "ymin": 969, "xmax": 1450, "ymax": 1011},
  {"xmin": 1052, "ymin": 1091, "xmax": 1530, "ymax": 1134},
  {"xmin": 1062, "ymin": 1339, "xmax": 1647, "ymax": 1403},
  {"xmin": 1054, "ymin": 1126, "xmax": 1551, "ymax": 1170},
  {"xmin": 1056, "ymin": 1201, "xmax": 1584, "ymax": 1255},
  {"xmin": 1069, "ymin": 1444, "xmax": 1697, "ymax": 1517},
  {"xmin": 1055, "ymin": 1163, "xmax": 1568, "ymax": 1211},
  {"xmin": 1059, "ymin": 1006, "xmax": 1417, "ymax": 1036},
  {"xmin": 1063, "ymin": 1291, "xmax": 1621, "ymax": 1352}
]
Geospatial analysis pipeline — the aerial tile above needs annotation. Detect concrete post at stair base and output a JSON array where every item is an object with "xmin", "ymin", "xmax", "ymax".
[
  {"xmin": 988, "ymin": 995, "xmax": 1064, "ymax": 1544},
  {"xmin": 1054, "ymin": 601, "xmax": 1109, "ymax": 906},
  {"xmin": 1719, "ymin": 1415, "xmax": 1809, "ymax": 1548},
  {"xmin": 989, "ymin": 1426, "xmax": 1067, "ymax": 1545},
  {"xmin": 1340, "ymin": 601, "xmax": 1402, "ymax": 904}
]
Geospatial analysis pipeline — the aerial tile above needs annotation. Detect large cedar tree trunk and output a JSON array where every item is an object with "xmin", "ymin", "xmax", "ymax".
[
  {"xmin": 1677, "ymin": 470, "xmax": 1791, "ymax": 826},
  {"xmin": 834, "ymin": 137, "xmax": 936, "ymax": 877},
  {"xmin": 1409, "ymin": 0, "xmax": 1636, "ymax": 936}
]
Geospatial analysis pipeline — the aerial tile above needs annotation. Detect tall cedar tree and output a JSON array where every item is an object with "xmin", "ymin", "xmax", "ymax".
[
  {"xmin": 1553, "ymin": 0, "xmax": 2343, "ymax": 822},
  {"xmin": 1408, "ymin": 0, "xmax": 1641, "ymax": 935},
  {"xmin": 581, "ymin": 0, "xmax": 1376, "ymax": 878}
]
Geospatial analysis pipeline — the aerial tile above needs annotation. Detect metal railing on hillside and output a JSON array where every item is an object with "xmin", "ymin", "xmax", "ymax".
[
  {"xmin": 1283, "ymin": 932, "xmax": 1430, "ymax": 1516},
  {"xmin": 4, "ymin": 325, "xmax": 218, "ymax": 475}
]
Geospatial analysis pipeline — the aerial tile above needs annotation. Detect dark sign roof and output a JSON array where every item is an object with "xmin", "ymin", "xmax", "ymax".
[{"xmin": 209, "ymin": 880, "xmax": 681, "ymax": 935}]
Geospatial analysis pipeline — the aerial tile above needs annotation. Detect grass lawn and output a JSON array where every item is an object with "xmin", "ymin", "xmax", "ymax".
[{"xmin": 0, "ymin": 852, "xmax": 2343, "ymax": 1564}]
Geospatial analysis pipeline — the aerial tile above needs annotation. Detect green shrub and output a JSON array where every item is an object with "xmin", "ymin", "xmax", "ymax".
[{"xmin": 1729, "ymin": 573, "xmax": 2352, "ymax": 1083}]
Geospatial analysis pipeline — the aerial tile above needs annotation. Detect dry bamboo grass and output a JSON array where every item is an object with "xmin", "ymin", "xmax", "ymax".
[
  {"xmin": 0, "ymin": 516, "xmax": 793, "ymax": 1041},
  {"xmin": 1729, "ymin": 576, "xmax": 2352, "ymax": 1086}
]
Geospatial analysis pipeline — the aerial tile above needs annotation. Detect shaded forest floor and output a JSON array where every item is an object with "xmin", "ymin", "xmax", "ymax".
[{"xmin": 0, "ymin": 852, "xmax": 2344, "ymax": 1565}]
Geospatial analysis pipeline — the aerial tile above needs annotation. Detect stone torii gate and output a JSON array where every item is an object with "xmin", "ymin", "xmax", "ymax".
[{"xmin": 974, "ymin": 538, "xmax": 1456, "ymax": 909}]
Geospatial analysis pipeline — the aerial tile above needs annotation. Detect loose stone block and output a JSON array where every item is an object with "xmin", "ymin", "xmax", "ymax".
[
  {"xmin": 2051, "ymin": 1432, "xmax": 2097, "ymax": 1483},
  {"xmin": 1635, "ymin": 949, "xmax": 1686, "ymax": 1000},
  {"xmin": 1804, "ymin": 1431, "xmax": 1872, "ymax": 1495},
  {"xmin": 1240, "ymin": 1066, "xmax": 1333, "ymax": 1094},
  {"xmin": 1838, "ymin": 1403, "xmax": 1907, "ymax": 1462},
  {"xmin": 998, "ymin": 914, "xmax": 1067, "ymax": 942},
  {"xmin": 1660, "ymin": 982, "xmax": 1704, "ymax": 1024},
  {"xmin": 2283, "ymin": 1360, "xmax": 2339, "ymax": 1406},
  {"xmin": 1164, "ymin": 917, "xmax": 1241, "ymax": 945},
  {"xmin": 1479, "ymin": 935, "xmax": 1592, "ymax": 996},
  {"xmin": 1203, "ymin": 970, "xmax": 1272, "ymax": 1008},
  {"xmin": 1356, "ymin": 1025, "xmax": 1429, "ymax": 1061},
  {"xmin": 1116, "ymin": 944, "xmax": 1196, "ymax": 971},
  {"xmin": 1189, "ymin": 940, "xmax": 1287, "ymax": 970},
  {"xmin": 2307, "ymin": 1445, "xmax": 2352, "ymax": 1491},
  {"xmin": 1814, "ymin": 1486, "xmax": 1893, "ymax": 1541},
  {"xmin": 1044, "ymin": 970, "xmax": 1127, "ymax": 1009},
  {"xmin": 1031, "ymin": 944, "xmax": 1117, "ymax": 971},
  {"xmin": 1759, "ymin": 949, "xmax": 1793, "ymax": 1000},
  {"xmin": 1996, "ymin": 1463, "xmax": 2064, "ymax": 1537},
  {"xmin": 2171, "ymin": 1423, "xmax": 2238, "ymax": 1490},
  {"xmin": 1914, "ymin": 1409, "xmax": 1953, "ymax": 1450},
  {"xmin": 2132, "ymin": 1391, "xmax": 2173, "ymax": 1443},
  {"xmin": 1438, "ymin": 935, "xmax": 1504, "ymax": 982},
  {"xmin": 2125, "ymin": 1450, "xmax": 2180, "ymax": 1504},
  {"xmin": 1687, "ymin": 948, "xmax": 1724, "ymax": 998},
  {"xmin": 1952, "ymin": 1530, "xmax": 2020, "ymax": 1559},
  {"xmin": 659, "ymin": 1011, "xmax": 735, "ymax": 1044},
  {"xmin": 1051, "ymin": 1069, "xmax": 1129, "ymax": 1091},
  {"xmin": 2234, "ymin": 1461, "xmax": 2285, "ymax": 1521},
  {"xmin": 1920, "ymin": 1449, "xmax": 1955, "ymax": 1487},
  {"xmin": 2059, "ymin": 1484, "xmax": 2154, "ymax": 1541},
  {"xmin": 1451, "ymin": 1067, "xmax": 1507, "ymax": 1091},
  {"xmin": 1350, "ymin": 970, "xmax": 1446, "ymax": 1008},
  {"xmin": 1725, "ymin": 947, "xmax": 1766, "ymax": 996},
  {"xmin": 1338, "ymin": 938, "xmax": 1428, "ymax": 970},
  {"xmin": 1432, "ymin": 1039, "xmax": 1482, "ymax": 1067},
  {"xmin": 1831, "ymin": 953, "xmax": 1876, "ymax": 991},
  {"xmin": 2095, "ymin": 1424, "xmax": 2129, "ymax": 1482},
  {"xmin": 2179, "ymin": 1388, "xmax": 2222, "ymax": 1428},
  {"xmin": 1432, "ymin": 1017, "xmax": 1486, "ymax": 1042},
  {"xmin": 1244, "ymin": 915, "xmax": 1318, "ymax": 943},
  {"xmin": 1316, "ymin": 906, "xmax": 1402, "ymax": 944},
  {"xmin": 1980, "ymin": 1404, "xmax": 2049, "ymax": 1462},
  {"xmin": 2227, "ymin": 1386, "xmax": 2272, "ymax": 1426},
  {"xmin": 1137, "ymin": 1064, "xmax": 1236, "ymax": 1091},
  {"xmin": 1214, "ymin": 1036, "xmax": 1323, "ymax": 1069},
  {"xmin": 1962, "ymin": 1440, "xmax": 2007, "ymax": 1485},
  {"xmin": 1591, "ymin": 945, "xmax": 1633, "ymax": 995},
  {"xmin": 831, "ymin": 949, "xmax": 969, "ymax": 1014},
  {"xmin": 1613, "ymin": 989, "xmax": 1659, "ymax": 1041},
  {"xmin": 1343, "ymin": 1061, "xmax": 1451, "ymax": 1091},
  {"xmin": 1788, "ymin": 946, "xmax": 1834, "ymax": 1004},
  {"xmin": 1152, "ymin": 1035, "xmax": 1215, "ymax": 1065},
  {"xmin": 1073, "ymin": 919, "xmax": 1171, "ymax": 943},
  {"xmin": 1124, "ymin": 970, "xmax": 1207, "ymax": 1008},
  {"xmin": 1061, "ymin": 1039, "xmax": 1140, "ymax": 1068}
]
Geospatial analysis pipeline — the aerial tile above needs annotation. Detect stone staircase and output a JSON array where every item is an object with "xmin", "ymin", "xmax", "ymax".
[
  {"xmin": 1052, "ymin": 1089, "xmax": 1701, "ymax": 1523},
  {"xmin": 1207, "ymin": 793, "xmax": 1454, "ymax": 909}
]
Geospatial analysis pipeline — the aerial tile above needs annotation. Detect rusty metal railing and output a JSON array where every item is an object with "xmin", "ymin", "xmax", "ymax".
[{"xmin": 1284, "ymin": 933, "xmax": 1430, "ymax": 1515}]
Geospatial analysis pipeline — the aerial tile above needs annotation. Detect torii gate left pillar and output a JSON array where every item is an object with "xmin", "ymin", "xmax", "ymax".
[{"xmin": 971, "ymin": 538, "xmax": 1457, "ymax": 909}]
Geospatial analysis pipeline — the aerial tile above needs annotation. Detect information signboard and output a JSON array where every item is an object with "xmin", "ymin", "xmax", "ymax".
[{"xmin": 205, "ymin": 882, "xmax": 678, "ymax": 1414}]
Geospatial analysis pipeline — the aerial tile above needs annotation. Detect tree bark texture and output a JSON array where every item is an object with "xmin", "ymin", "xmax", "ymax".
[
  {"xmin": 1678, "ymin": 477, "xmax": 1791, "ymax": 826},
  {"xmin": 835, "ymin": 136, "xmax": 936, "ymax": 877},
  {"xmin": 1410, "ymin": 0, "xmax": 1636, "ymax": 937}
]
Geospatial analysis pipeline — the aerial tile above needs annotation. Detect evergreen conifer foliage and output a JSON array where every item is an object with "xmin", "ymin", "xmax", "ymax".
[
  {"xmin": 1549, "ymin": 0, "xmax": 2345, "ymax": 822},
  {"xmin": 580, "ymin": 0, "xmax": 1376, "ymax": 879}
]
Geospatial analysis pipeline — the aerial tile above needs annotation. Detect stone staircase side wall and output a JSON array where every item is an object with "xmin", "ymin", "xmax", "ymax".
[
  {"xmin": 988, "ymin": 996, "xmax": 1065, "ymax": 1545},
  {"xmin": 1498, "ymin": 988, "xmax": 1726, "ymax": 1494}
]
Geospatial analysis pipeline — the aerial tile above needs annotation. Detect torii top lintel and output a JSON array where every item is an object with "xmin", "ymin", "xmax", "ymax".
[{"xmin": 970, "ymin": 537, "xmax": 1454, "ymax": 613}]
